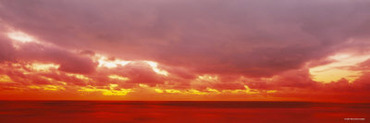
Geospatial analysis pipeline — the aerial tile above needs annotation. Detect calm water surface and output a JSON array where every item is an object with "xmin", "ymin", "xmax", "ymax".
[{"xmin": 0, "ymin": 101, "xmax": 368, "ymax": 123}]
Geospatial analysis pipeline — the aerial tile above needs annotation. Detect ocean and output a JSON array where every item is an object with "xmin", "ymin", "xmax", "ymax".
[{"xmin": 0, "ymin": 101, "xmax": 368, "ymax": 123}]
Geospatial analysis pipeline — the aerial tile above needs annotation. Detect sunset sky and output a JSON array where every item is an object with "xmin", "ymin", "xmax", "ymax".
[{"xmin": 0, "ymin": 0, "xmax": 369, "ymax": 102}]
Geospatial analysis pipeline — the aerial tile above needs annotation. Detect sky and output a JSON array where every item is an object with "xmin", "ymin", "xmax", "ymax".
[{"xmin": 0, "ymin": 0, "xmax": 370, "ymax": 102}]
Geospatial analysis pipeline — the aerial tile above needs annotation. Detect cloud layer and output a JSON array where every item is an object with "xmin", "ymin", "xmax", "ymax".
[{"xmin": 0, "ymin": 0, "xmax": 370, "ymax": 102}]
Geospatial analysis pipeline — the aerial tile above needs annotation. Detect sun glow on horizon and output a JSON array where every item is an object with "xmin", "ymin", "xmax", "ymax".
[{"xmin": 78, "ymin": 85, "xmax": 132, "ymax": 96}]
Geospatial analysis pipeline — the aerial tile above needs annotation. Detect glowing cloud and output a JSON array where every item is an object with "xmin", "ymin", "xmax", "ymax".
[
  {"xmin": 25, "ymin": 63, "xmax": 60, "ymax": 72},
  {"xmin": 108, "ymin": 75, "xmax": 130, "ymax": 81},
  {"xmin": 7, "ymin": 31, "xmax": 35, "ymax": 43},
  {"xmin": 310, "ymin": 53, "xmax": 370, "ymax": 83},
  {"xmin": 97, "ymin": 56, "xmax": 131, "ymax": 69},
  {"xmin": 67, "ymin": 73, "xmax": 91, "ymax": 81},
  {"xmin": 28, "ymin": 85, "xmax": 65, "ymax": 91},
  {"xmin": 0, "ymin": 75, "xmax": 12, "ymax": 83},
  {"xmin": 145, "ymin": 61, "xmax": 169, "ymax": 76}
]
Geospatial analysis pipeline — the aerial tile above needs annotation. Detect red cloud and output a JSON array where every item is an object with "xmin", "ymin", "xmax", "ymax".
[{"xmin": 0, "ymin": 0, "xmax": 370, "ymax": 102}]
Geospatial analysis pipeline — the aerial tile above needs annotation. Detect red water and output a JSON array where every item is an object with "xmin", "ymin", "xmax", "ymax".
[{"xmin": 0, "ymin": 101, "xmax": 368, "ymax": 123}]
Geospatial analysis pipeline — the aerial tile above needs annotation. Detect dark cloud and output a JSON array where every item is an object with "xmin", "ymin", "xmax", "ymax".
[
  {"xmin": 1, "ymin": 0, "xmax": 370, "ymax": 101},
  {"xmin": 0, "ymin": 37, "xmax": 15, "ymax": 62},
  {"xmin": 0, "ymin": 25, "xmax": 16, "ymax": 62},
  {"xmin": 0, "ymin": 23, "xmax": 97, "ymax": 74},
  {"xmin": 245, "ymin": 69, "xmax": 317, "ymax": 90},
  {"xmin": 14, "ymin": 42, "xmax": 97, "ymax": 74},
  {"xmin": 116, "ymin": 62, "xmax": 165, "ymax": 86},
  {"xmin": 1, "ymin": 0, "xmax": 370, "ymax": 77}
]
